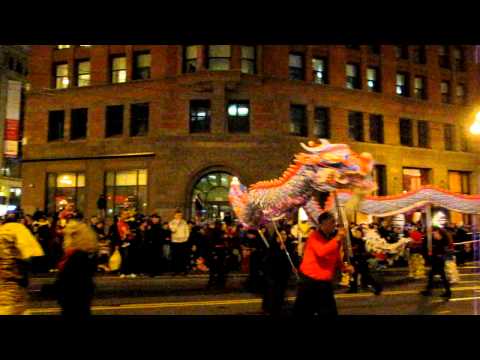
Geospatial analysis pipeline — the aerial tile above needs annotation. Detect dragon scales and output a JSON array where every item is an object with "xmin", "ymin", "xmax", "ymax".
[{"xmin": 228, "ymin": 140, "xmax": 377, "ymax": 227}]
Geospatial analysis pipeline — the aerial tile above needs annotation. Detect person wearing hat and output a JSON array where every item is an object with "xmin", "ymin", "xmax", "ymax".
[{"xmin": 293, "ymin": 212, "xmax": 353, "ymax": 316}]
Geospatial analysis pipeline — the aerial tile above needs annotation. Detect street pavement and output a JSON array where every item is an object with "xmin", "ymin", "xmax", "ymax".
[{"xmin": 26, "ymin": 262, "xmax": 480, "ymax": 315}]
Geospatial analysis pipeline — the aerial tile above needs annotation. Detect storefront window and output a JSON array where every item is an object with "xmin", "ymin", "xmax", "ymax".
[
  {"xmin": 105, "ymin": 169, "xmax": 147, "ymax": 216},
  {"xmin": 191, "ymin": 172, "xmax": 233, "ymax": 221},
  {"xmin": 46, "ymin": 172, "xmax": 85, "ymax": 215},
  {"xmin": 402, "ymin": 168, "xmax": 430, "ymax": 192}
]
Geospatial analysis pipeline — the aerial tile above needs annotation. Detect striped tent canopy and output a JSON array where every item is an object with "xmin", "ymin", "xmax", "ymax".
[{"xmin": 337, "ymin": 185, "xmax": 480, "ymax": 217}]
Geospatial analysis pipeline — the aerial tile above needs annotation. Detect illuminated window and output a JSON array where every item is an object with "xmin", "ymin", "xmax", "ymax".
[
  {"xmin": 105, "ymin": 169, "xmax": 148, "ymax": 216},
  {"xmin": 56, "ymin": 45, "xmax": 71, "ymax": 49},
  {"xmin": 105, "ymin": 105, "xmax": 124, "ymax": 137},
  {"xmin": 208, "ymin": 45, "xmax": 231, "ymax": 71},
  {"xmin": 367, "ymin": 67, "xmax": 380, "ymax": 92},
  {"xmin": 312, "ymin": 57, "xmax": 327, "ymax": 84},
  {"xmin": 79, "ymin": 45, "xmax": 91, "ymax": 47},
  {"xmin": 348, "ymin": 111, "xmax": 364, "ymax": 141},
  {"xmin": 441, "ymin": 81, "xmax": 450, "ymax": 103},
  {"xmin": 184, "ymin": 45, "xmax": 200, "ymax": 73},
  {"xmin": 346, "ymin": 63, "xmax": 360, "ymax": 89},
  {"xmin": 46, "ymin": 172, "xmax": 85, "ymax": 215},
  {"xmin": 241, "ymin": 46, "xmax": 256, "ymax": 74},
  {"xmin": 290, "ymin": 105, "xmax": 307, "ymax": 137},
  {"xmin": 314, "ymin": 107, "xmax": 330, "ymax": 139},
  {"xmin": 417, "ymin": 120, "xmax": 429, "ymax": 148},
  {"xmin": 191, "ymin": 172, "xmax": 233, "ymax": 221},
  {"xmin": 444, "ymin": 124, "xmax": 455, "ymax": 151},
  {"xmin": 227, "ymin": 101, "xmax": 250, "ymax": 133},
  {"xmin": 111, "ymin": 56, "xmax": 127, "ymax": 83},
  {"xmin": 70, "ymin": 108, "xmax": 88, "ymax": 140},
  {"xmin": 48, "ymin": 110, "xmax": 64, "ymax": 141},
  {"xmin": 414, "ymin": 76, "xmax": 426, "ymax": 99},
  {"xmin": 190, "ymin": 100, "xmax": 211, "ymax": 133},
  {"xmin": 448, "ymin": 171, "xmax": 470, "ymax": 194},
  {"xmin": 456, "ymin": 83, "xmax": 466, "ymax": 105},
  {"xmin": 130, "ymin": 103, "xmax": 149, "ymax": 136},
  {"xmin": 369, "ymin": 114, "xmax": 384, "ymax": 143},
  {"xmin": 396, "ymin": 72, "xmax": 409, "ymax": 96},
  {"xmin": 402, "ymin": 168, "xmax": 430, "ymax": 192},
  {"xmin": 54, "ymin": 63, "xmax": 69, "ymax": 89},
  {"xmin": 289, "ymin": 53, "xmax": 304, "ymax": 80},
  {"xmin": 75, "ymin": 60, "xmax": 90, "ymax": 87},
  {"xmin": 133, "ymin": 52, "xmax": 151, "ymax": 80}
]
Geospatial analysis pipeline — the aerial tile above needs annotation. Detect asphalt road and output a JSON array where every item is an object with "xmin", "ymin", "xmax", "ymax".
[{"xmin": 26, "ymin": 262, "xmax": 480, "ymax": 315}]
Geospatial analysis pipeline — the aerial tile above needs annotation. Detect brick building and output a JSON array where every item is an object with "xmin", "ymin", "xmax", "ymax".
[
  {"xmin": 22, "ymin": 45, "xmax": 480, "ymax": 223},
  {"xmin": 0, "ymin": 45, "xmax": 28, "ymax": 215}
]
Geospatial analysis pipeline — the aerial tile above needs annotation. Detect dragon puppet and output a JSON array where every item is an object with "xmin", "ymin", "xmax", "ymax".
[{"xmin": 229, "ymin": 139, "xmax": 377, "ymax": 228}]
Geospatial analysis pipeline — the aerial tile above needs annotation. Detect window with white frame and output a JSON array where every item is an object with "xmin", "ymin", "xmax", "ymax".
[
  {"xmin": 55, "ymin": 63, "xmax": 69, "ymax": 89},
  {"xmin": 396, "ymin": 72, "xmax": 409, "ymax": 96},
  {"xmin": 367, "ymin": 67, "xmax": 380, "ymax": 92},
  {"xmin": 312, "ymin": 57, "xmax": 327, "ymax": 84},
  {"xmin": 241, "ymin": 46, "xmax": 256, "ymax": 74},
  {"xmin": 414, "ymin": 76, "xmax": 426, "ymax": 99},
  {"xmin": 208, "ymin": 45, "xmax": 231, "ymax": 71},
  {"xmin": 111, "ymin": 56, "xmax": 127, "ymax": 84},
  {"xmin": 456, "ymin": 83, "xmax": 466, "ymax": 104},
  {"xmin": 76, "ymin": 60, "xmax": 90, "ymax": 87},
  {"xmin": 346, "ymin": 63, "xmax": 360, "ymax": 89},
  {"xmin": 289, "ymin": 53, "xmax": 304, "ymax": 80},
  {"xmin": 184, "ymin": 45, "xmax": 200, "ymax": 73}
]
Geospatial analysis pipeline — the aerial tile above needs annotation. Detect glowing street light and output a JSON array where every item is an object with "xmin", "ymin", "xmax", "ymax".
[{"xmin": 469, "ymin": 111, "xmax": 480, "ymax": 135}]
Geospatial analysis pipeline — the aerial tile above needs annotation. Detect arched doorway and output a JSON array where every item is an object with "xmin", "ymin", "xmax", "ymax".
[{"xmin": 190, "ymin": 171, "xmax": 234, "ymax": 221}]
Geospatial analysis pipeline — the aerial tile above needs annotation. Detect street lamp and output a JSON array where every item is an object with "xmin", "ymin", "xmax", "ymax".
[{"xmin": 469, "ymin": 111, "xmax": 480, "ymax": 134}]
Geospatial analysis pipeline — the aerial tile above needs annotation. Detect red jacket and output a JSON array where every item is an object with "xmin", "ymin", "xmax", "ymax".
[{"xmin": 300, "ymin": 229, "xmax": 344, "ymax": 281}]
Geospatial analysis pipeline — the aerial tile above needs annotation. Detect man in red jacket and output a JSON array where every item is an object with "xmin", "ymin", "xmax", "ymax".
[{"xmin": 294, "ymin": 211, "xmax": 353, "ymax": 316}]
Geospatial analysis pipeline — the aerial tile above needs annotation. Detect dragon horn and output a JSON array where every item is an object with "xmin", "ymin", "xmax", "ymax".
[{"xmin": 300, "ymin": 139, "xmax": 330, "ymax": 153}]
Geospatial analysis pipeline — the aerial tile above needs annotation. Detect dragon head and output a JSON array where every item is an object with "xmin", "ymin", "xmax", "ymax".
[{"xmin": 299, "ymin": 139, "xmax": 377, "ymax": 195}]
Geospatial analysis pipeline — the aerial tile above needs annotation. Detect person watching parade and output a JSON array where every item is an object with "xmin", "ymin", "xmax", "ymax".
[{"xmin": 294, "ymin": 211, "xmax": 353, "ymax": 316}]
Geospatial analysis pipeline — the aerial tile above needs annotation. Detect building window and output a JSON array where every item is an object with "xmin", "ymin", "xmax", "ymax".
[
  {"xmin": 348, "ymin": 111, "xmax": 364, "ymax": 141},
  {"xmin": 395, "ymin": 45, "xmax": 409, "ymax": 60},
  {"xmin": 56, "ymin": 45, "xmax": 71, "ymax": 49},
  {"xmin": 399, "ymin": 118, "xmax": 413, "ymax": 146},
  {"xmin": 412, "ymin": 45, "xmax": 426, "ymax": 64},
  {"xmin": 368, "ymin": 45, "xmax": 380, "ymax": 55},
  {"xmin": 133, "ymin": 52, "xmax": 151, "ymax": 80},
  {"xmin": 367, "ymin": 67, "xmax": 380, "ymax": 92},
  {"xmin": 444, "ymin": 124, "xmax": 455, "ymax": 151},
  {"xmin": 289, "ymin": 53, "xmax": 304, "ymax": 80},
  {"xmin": 184, "ymin": 45, "xmax": 200, "ymax": 73},
  {"xmin": 403, "ymin": 168, "xmax": 430, "ymax": 192},
  {"xmin": 448, "ymin": 171, "xmax": 470, "ymax": 194},
  {"xmin": 290, "ymin": 105, "xmax": 307, "ymax": 137},
  {"xmin": 208, "ymin": 45, "xmax": 231, "ymax": 71},
  {"xmin": 227, "ymin": 101, "xmax": 250, "ymax": 133},
  {"xmin": 241, "ymin": 46, "xmax": 256, "ymax": 74},
  {"xmin": 191, "ymin": 172, "xmax": 233, "ymax": 221},
  {"xmin": 111, "ymin": 56, "xmax": 127, "ymax": 84},
  {"xmin": 48, "ymin": 110, "xmax": 65, "ymax": 141},
  {"xmin": 46, "ymin": 172, "xmax": 85, "ymax": 215},
  {"xmin": 130, "ymin": 103, "xmax": 149, "ymax": 136},
  {"xmin": 456, "ymin": 83, "xmax": 466, "ymax": 105},
  {"xmin": 312, "ymin": 57, "xmax": 327, "ymax": 84},
  {"xmin": 396, "ymin": 72, "xmax": 409, "ymax": 96},
  {"xmin": 75, "ymin": 60, "xmax": 90, "ymax": 87},
  {"xmin": 105, "ymin": 169, "xmax": 147, "ymax": 216},
  {"xmin": 441, "ymin": 81, "xmax": 451, "ymax": 103},
  {"xmin": 105, "ymin": 105, "xmax": 124, "ymax": 137},
  {"xmin": 369, "ymin": 114, "xmax": 384, "ymax": 144},
  {"xmin": 314, "ymin": 107, "xmax": 330, "ymax": 139},
  {"xmin": 417, "ymin": 120, "xmax": 430, "ymax": 148},
  {"xmin": 54, "ymin": 63, "xmax": 69, "ymax": 89},
  {"xmin": 345, "ymin": 45, "xmax": 360, "ymax": 50},
  {"xmin": 439, "ymin": 45, "xmax": 450, "ymax": 68},
  {"xmin": 413, "ymin": 76, "xmax": 426, "ymax": 100},
  {"xmin": 190, "ymin": 100, "xmax": 211, "ymax": 133},
  {"xmin": 70, "ymin": 108, "xmax": 88, "ymax": 140},
  {"xmin": 373, "ymin": 165, "xmax": 387, "ymax": 196},
  {"xmin": 79, "ymin": 45, "xmax": 91, "ymax": 48},
  {"xmin": 459, "ymin": 125, "xmax": 469, "ymax": 152},
  {"xmin": 453, "ymin": 47, "xmax": 465, "ymax": 71},
  {"xmin": 346, "ymin": 63, "xmax": 361, "ymax": 89}
]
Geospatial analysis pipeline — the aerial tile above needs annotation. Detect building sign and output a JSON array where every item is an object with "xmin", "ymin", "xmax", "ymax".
[{"xmin": 4, "ymin": 80, "xmax": 21, "ymax": 158}]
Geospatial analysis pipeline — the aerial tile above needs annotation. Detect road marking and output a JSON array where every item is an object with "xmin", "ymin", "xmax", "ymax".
[
  {"xmin": 448, "ymin": 296, "xmax": 480, "ymax": 302},
  {"xmin": 28, "ymin": 285, "xmax": 480, "ymax": 314},
  {"xmin": 436, "ymin": 310, "xmax": 452, "ymax": 314}
]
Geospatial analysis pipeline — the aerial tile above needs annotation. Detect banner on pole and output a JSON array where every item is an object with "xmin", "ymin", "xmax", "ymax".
[{"xmin": 4, "ymin": 80, "xmax": 21, "ymax": 158}]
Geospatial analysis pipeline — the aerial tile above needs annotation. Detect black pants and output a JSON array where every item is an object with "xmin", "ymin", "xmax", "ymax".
[
  {"xmin": 349, "ymin": 257, "xmax": 382, "ymax": 292},
  {"xmin": 171, "ymin": 242, "xmax": 190, "ymax": 274},
  {"xmin": 294, "ymin": 274, "xmax": 337, "ymax": 316},
  {"xmin": 208, "ymin": 249, "xmax": 227, "ymax": 288},
  {"xmin": 426, "ymin": 256, "xmax": 451, "ymax": 294},
  {"xmin": 119, "ymin": 245, "xmax": 133, "ymax": 275},
  {"xmin": 262, "ymin": 275, "xmax": 289, "ymax": 316}
]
